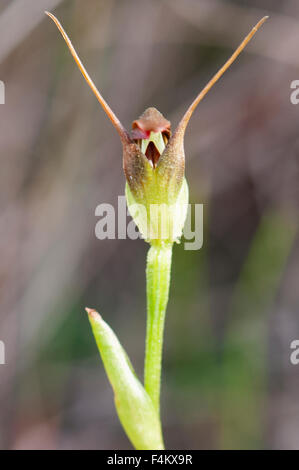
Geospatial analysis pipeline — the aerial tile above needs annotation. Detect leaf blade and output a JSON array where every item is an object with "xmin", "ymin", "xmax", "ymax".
[{"xmin": 86, "ymin": 308, "xmax": 164, "ymax": 450}]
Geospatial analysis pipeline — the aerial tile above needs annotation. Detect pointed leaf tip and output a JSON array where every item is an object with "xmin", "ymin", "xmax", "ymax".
[{"xmin": 85, "ymin": 307, "xmax": 101, "ymax": 320}]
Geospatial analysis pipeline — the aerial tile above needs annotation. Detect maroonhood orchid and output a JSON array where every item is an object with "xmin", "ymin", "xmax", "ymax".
[{"xmin": 46, "ymin": 11, "xmax": 268, "ymax": 450}]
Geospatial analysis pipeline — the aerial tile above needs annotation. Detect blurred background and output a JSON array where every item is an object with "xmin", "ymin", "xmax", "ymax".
[{"xmin": 1, "ymin": 0, "xmax": 299, "ymax": 450}]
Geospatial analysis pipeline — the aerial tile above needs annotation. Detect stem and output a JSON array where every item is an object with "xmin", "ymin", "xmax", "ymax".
[{"xmin": 144, "ymin": 243, "xmax": 173, "ymax": 415}]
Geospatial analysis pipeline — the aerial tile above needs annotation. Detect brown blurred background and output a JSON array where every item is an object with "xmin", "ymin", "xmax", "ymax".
[{"xmin": 1, "ymin": 0, "xmax": 299, "ymax": 450}]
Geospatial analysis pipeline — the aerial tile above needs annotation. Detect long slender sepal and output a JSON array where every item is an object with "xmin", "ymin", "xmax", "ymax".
[
  {"xmin": 175, "ymin": 16, "xmax": 268, "ymax": 135},
  {"xmin": 144, "ymin": 245, "xmax": 173, "ymax": 414},
  {"xmin": 45, "ymin": 12, "xmax": 130, "ymax": 144},
  {"xmin": 87, "ymin": 308, "xmax": 164, "ymax": 450}
]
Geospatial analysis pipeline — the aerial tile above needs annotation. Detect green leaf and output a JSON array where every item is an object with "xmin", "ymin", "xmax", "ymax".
[{"xmin": 86, "ymin": 308, "xmax": 164, "ymax": 450}]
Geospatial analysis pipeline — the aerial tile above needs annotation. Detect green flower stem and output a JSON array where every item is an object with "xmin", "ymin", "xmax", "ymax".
[{"xmin": 144, "ymin": 243, "xmax": 173, "ymax": 415}]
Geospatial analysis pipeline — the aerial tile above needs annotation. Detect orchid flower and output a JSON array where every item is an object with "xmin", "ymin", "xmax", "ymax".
[{"xmin": 46, "ymin": 11, "xmax": 268, "ymax": 450}]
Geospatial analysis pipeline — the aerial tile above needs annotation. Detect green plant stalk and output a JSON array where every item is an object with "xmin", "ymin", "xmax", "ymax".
[{"xmin": 145, "ymin": 243, "xmax": 173, "ymax": 415}]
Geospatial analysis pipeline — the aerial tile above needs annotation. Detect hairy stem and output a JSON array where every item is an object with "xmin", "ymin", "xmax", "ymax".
[{"xmin": 144, "ymin": 244, "xmax": 173, "ymax": 415}]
